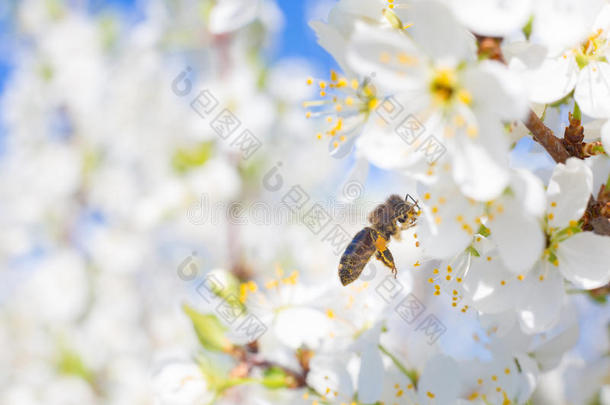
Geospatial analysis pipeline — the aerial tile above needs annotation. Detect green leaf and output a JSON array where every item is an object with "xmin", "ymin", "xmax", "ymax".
[
  {"xmin": 183, "ymin": 304, "xmax": 233, "ymax": 352},
  {"xmin": 261, "ymin": 366, "xmax": 293, "ymax": 389},
  {"xmin": 172, "ymin": 142, "xmax": 214, "ymax": 174},
  {"xmin": 573, "ymin": 102, "xmax": 582, "ymax": 121},
  {"xmin": 57, "ymin": 346, "xmax": 94, "ymax": 383}
]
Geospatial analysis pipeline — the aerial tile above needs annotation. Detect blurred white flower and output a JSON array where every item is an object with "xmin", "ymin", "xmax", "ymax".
[{"xmin": 152, "ymin": 361, "xmax": 214, "ymax": 405}]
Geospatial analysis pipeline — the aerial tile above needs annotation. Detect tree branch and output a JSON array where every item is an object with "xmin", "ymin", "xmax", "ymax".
[
  {"xmin": 475, "ymin": 36, "xmax": 610, "ymax": 237},
  {"xmin": 524, "ymin": 110, "xmax": 570, "ymax": 163}
]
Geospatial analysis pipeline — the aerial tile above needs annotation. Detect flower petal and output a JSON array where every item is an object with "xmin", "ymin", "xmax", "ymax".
[
  {"xmin": 273, "ymin": 307, "xmax": 331, "ymax": 349},
  {"xmin": 208, "ymin": 0, "xmax": 260, "ymax": 34},
  {"xmin": 547, "ymin": 158, "xmax": 593, "ymax": 229},
  {"xmin": 357, "ymin": 346, "xmax": 384, "ymax": 403},
  {"xmin": 513, "ymin": 169, "xmax": 547, "ymax": 218},
  {"xmin": 574, "ymin": 62, "xmax": 610, "ymax": 119},
  {"xmin": 451, "ymin": 136, "xmax": 509, "ymax": 201},
  {"xmin": 406, "ymin": 0, "xmax": 474, "ymax": 62},
  {"xmin": 521, "ymin": 56, "xmax": 578, "ymax": 104},
  {"xmin": 307, "ymin": 354, "xmax": 355, "ymax": 401},
  {"xmin": 557, "ymin": 232, "xmax": 610, "ymax": 289},
  {"xmin": 309, "ymin": 20, "xmax": 352, "ymax": 75},
  {"xmin": 346, "ymin": 22, "xmax": 426, "ymax": 93},
  {"xmin": 492, "ymin": 201, "xmax": 545, "ymax": 274},
  {"xmin": 449, "ymin": 0, "xmax": 532, "ymax": 37},
  {"xmin": 417, "ymin": 355, "xmax": 460, "ymax": 404},
  {"xmin": 517, "ymin": 264, "xmax": 564, "ymax": 334},
  {"xmin": 463, "ymin": 255, "xmax": 523, "ymax": 313},
  {"xmin": 464, "ymin": 61, "xmax": 528, "ymax": 120}
]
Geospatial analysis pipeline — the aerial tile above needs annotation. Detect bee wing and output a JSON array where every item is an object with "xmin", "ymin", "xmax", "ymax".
[{"xmin": 338, "ymin": 227, "xmax": 377, "ymax": 286}]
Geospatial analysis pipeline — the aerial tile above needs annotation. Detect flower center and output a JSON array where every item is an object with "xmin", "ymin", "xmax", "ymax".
[
  {"xmin": 575, "ymin": 28, "xmax": 608, "ymax": 68},
  {"xmin": 429, "ymin": 68, "xmax": 471, "ymax": 107}
]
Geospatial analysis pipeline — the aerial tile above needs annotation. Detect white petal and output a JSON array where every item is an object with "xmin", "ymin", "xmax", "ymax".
[
  {"xmin": 574, "ymin": 62, "xmax": 610, "ymax": 119},
  {"xmin": 418, "ymin": 190, "xmax": 481, "ymax": 259},
  {"xmin": 463, "ymin": 256, "xmax": 522, "ymax": 313},
  {"xmin": 479, "ymin": 310, "xmax": 518, "ymax": 337},
  {"xmin": 330, "ymin": 0, "xmax": 385, "ymax": 24},
  {"xmin": 512, "ymin": 169, "xmax": 547, "ymax": 217},
  {"xmin": 492, "ymin": 202, "xmax": 545, "ymax": 274},
  {"xmin": 357, "ymin": 346, "xmax": 384, "ymax": 403},
  {"xmin": 346, "ymin": 22, "xmax": 426, "ymax": 93},
  {"xmin": 452, "ymin": 137, "xmax": 509, "ymax": 201},
  {"xmin": 273, "ymin": 308, "xmax": 331, "ymax": 349},
  {"xmin": 582, "ymin": 118, "xmax": 605, "ymax": 141},
  {"xmin": 208, "ymin": 0, "xmax": 260, "ymax": 34},
  {"xmin": 517, "ymin": 264, "xmax": 564, "ymax": 334},
  {"xmin": 417, "ymin": 355, "xmax": 460, "ymax": 404},
  {"xmin": 547, "ymin": 158, "xmax": 593, "ymax": 229},
  {"xmin": 586, "ymin": 155, "xmax": 610, "ymax": 202},
  {"xmin": 532, "ymin": 0, "xmax": 604, "ymax": 55},
  {"xmin": 465, "ymin": 61, "xmax": 528, "ymax": 120},
  {"xmin": 153, "ymin": 362, "xmax": 212, "ymax": 405},
  {"xmin": 450, "ymin": 0, "xmax": 532, "ymax": 37},
  {"xmin": 308, "ymin": 20, "xmax": 351, "ymax": 75},
  {"xmin": 307, "ymin": 354, "xmax": 354, "ymax": 400},
  {"xmin": 514, "ymin": 354, "xmax": 540, "ymax": 403},
  {"xmin": 504, "ymin": 41, "xmax": 547, "ymax": 70},
  {"xmin": 407, "ymin": 0, "xmax": 474, "ymax": 62},
  {"xmin": 521, "ymin": 55, "xmax": 578, "ymax": 104},
  {"xmin": 557, "ymin": 232, "xmax": 610, "ymax": 289},
  {"xmin": 533, "ymin": 319, "xmax": 579, "ymax": 370}
]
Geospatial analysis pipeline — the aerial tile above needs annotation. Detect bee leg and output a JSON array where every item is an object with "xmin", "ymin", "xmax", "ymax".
[
  {"xmin": 392, "ymin": 226, "xmax": 402, "ymax": 242},
  {"xmin": 375, "ymin": 247, "xmax": 398, "ymax": 278}
]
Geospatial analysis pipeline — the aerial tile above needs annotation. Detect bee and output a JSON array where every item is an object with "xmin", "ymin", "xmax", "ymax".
[{"xmin": 338, "ymin": 194, "xmax": 420, "ymax": 286}]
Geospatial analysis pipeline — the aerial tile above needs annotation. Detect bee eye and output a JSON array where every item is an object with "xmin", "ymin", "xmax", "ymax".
[{"xmin": 398, "ymin": 217, "xmax": 406, "ymax": 223}]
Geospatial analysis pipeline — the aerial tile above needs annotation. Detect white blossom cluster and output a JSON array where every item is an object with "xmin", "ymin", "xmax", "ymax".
[{"xmin": 1, "ymin": 1, "xmax": 609, "ymax": 405}]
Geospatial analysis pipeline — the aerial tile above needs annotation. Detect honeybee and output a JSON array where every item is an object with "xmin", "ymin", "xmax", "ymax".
[{"xmin": 338, "ymin": 194, "xmax": 420, "ymax": 286}]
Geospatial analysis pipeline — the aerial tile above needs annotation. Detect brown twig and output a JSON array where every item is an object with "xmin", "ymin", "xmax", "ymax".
[
  {"xmin": 475, "ymin": 35, "xmax": 505, "ymax": 63},
  {"xmin": 475, "ymin": 36, "xmax": 610, "ymax": 237},
  {"xmin": 524, "ymin": 110, "xmax": 570, "ymax": 163},
  {"xmin": 229, "ymin": 345, "xmax": 310, "ymax": 388}
]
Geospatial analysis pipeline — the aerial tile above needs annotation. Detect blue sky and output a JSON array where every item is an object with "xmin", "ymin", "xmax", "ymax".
[{"xmin": 275, "ymin": 0, "xmax": 336, "ymax": 70}]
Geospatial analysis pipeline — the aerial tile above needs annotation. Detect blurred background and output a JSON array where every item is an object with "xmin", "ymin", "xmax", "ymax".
[{"xmin": 0, "ymin": 1, "xmax": 411, "ymax": 404}]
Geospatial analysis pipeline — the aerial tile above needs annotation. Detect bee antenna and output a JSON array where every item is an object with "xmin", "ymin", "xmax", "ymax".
[{"xmin": 405, "ymin": 193, "xmax": 421, "ymax": 212}]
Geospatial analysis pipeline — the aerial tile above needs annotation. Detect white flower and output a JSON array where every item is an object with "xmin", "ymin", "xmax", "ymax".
[
  {"xmin": 514, "ymin": 3, "xmax": 610, "ymax": 118},
  {"xmin": 463, "ymin": 158, "xmax": 610, "ymax": 333},
  {"xmin": 306, "ymin": 352, "xmax": 357, "ymax": 402},
  {"xmin": 152, "ymin": 361, "xmax": 214, "ymax": 405},
  {"xmin": 345, "ymin": 4, "xmax": 528, "ymax": 200},
  {"xmin": 208, "ymin": 0, "xmax": 262, "ymax": 34},
  {"xmin": 15, "ymin": 251, "xmax": 89, "ymax": 324},
  {"xmin": 545, "ymin": 158, "xmax": 610, "ymax": 289}
]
